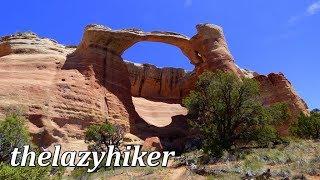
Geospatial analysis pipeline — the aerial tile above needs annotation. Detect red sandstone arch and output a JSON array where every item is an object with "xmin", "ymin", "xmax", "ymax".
[
  {"xmin": 77, "ymin": 24, "xmax": 244, "ymax": 76},
  {"xmin": 65, "ymin": 23, "xmax": 244, "ymax": 132}
]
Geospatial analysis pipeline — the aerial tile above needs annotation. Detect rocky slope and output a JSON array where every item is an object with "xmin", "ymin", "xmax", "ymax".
[
  {"xmin": 0, "ymin": 24, "xmax": 309, "ymax": 151},
  {"xmin": 0, "ymin": 32, "xmax": 109, "ymax": 151}
]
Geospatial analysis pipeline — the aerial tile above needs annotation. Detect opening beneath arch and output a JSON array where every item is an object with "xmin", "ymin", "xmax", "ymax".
[
  {"xmin": 122, "ymin": 42, "xmax": 190, "ymax": 128},
  {"xmin": 123, "ymin": 42, "xmax": 194, "ymax": 71}
]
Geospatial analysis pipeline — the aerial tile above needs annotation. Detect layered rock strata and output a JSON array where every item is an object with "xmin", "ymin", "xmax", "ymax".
[
  {"xmin": 254, "ymin": 73, "xmax": 309, "ymax": 134},
  {"xmin": 0, "ymin": 24, "xmax": 309, "ymax": 150},
  {"xmin": 125, "ymin": 61, "xmax": 188, "ymax": 102}
]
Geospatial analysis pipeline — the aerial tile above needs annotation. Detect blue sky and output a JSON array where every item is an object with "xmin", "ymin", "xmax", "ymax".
[{"xmin": 0, "ymin": 0, "xmax": 319, "ymax": 109}]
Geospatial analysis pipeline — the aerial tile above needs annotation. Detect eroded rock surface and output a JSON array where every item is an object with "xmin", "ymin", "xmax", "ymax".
[
  {"xmin": 132, "ymin": 97, "xmax": 187, "ymax": 127},
  {"xmin": 142, "ymin": 137, "xmax": 163, "ymax": 152},
  {"xmin": 0, "ymin": 32, "xmax": 110, "ymax": 150},
  {"xmin": 0, "ymin": 24, "xmax": 309, "ymax": 151},
  {"xmin": 126, "ymin": 61, "xmax": 188, "ymax": 102},
  {"xmin": 254, "ymin": 73, "xmax": 309, "ymax": 134}
]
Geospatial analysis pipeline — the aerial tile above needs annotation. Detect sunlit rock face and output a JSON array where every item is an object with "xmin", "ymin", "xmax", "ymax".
[
  {"xmin": 254, "ymin": 73, "xmax": 309, "ymax": 135},
  {"xmin": 0, "ymin": 24, "xmax": 308, "ymax": 151},
  {"xmin": 125, "ymin": 61, "xmax": 187, "ymax": 103}
]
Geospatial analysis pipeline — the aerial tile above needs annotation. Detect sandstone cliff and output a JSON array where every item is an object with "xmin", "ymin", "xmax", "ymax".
[
  {"xmin": 0, "ymin": 32, "xmax": 110, "ymax": 151},
  {"xmin": 0, "ymin": 24, "xmax": 309, "ymax": 151},
  {"xmin": 254, "ymin": 73, "xmax": 309, "ymax": 134},
  {"xmin": 125, "ymin": 61, "xmax": 188, "ymax": 102}
]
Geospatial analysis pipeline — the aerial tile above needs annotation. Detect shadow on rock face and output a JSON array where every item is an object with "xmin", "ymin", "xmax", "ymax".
[{"xmin": 134, "ymin": 114, "xmax": 191, "ymax": 154}]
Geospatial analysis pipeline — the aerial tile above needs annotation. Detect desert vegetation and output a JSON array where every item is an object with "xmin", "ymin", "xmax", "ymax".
[
  {"xmin": 0, "ymin": 71, "xmax": 319, "ymax": 180},
  {"xmin": 169, "ymin": 71, "xmax": 320, "ymax": 179},
  {"xmin": 183, "ymin": 71, "xmax": 289, "ymax": 156},
  {"xmin": 0, "ymin": 111, "xmax": 65, "ymax": 180},
  {"xmin": 290, "ymin": 109, "xmax": 320, "ymax": 140},
  {"xmin": 66, "ymin": 71, "xmax": 320, "ymax": 179},
  {"xmin": 70, "ymin": 71, "xmax": 320, "ymax": 179},
  {"xmin": 71, "ymin": 122, "xmax": 125, "ymax": 178}
]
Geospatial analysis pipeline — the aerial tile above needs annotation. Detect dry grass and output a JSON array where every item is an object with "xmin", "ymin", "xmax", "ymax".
[{"xmin": 65, "ymin": 139, "xmax": 320, "ymax": 179}]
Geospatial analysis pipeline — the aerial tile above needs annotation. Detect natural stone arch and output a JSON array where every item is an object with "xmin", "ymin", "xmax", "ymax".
[
  {"xmin": 77, "ymin": 25, "xmax": 206, "ymax": 69},
  {"xmin": 65, "ymin": 23, "xmax": 244, "ymax": 133},
  {"xmin": 74, "ymin": 24, "xmax": 244, "ymax": 99},
  {"xmin": 78, "ymin": 23, "xmax": 244, "ymax": 76}
]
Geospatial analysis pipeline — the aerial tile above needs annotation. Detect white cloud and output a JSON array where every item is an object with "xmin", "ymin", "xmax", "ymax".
[
  {"xmin": 288, "ymin": 1, "xmax": 320, "ymax": 25},
  {"xmin": 184, "ymin": 0, "xmax": 192, "ymax": 7},
  {"xmin": 307, "ymin": 1, "xmax": 320, "ymax": 15}
]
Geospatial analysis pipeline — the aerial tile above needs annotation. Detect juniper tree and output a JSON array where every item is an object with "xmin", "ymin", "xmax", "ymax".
[{"xmin": 183, "ymin": 71, "xmax": 288, "ymax": 156}]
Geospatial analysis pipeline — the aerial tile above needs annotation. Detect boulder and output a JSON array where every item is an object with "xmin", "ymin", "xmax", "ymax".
[
  {"xmin": 122, "ymin": 133, "xmax": 144, "ymax": 146},
  {"xmin": 142, "ymin": 137, "xmax": 163, "ymax": 152}
]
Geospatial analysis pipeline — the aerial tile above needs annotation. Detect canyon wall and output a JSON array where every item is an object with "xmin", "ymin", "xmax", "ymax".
[{"xmin": 125, "ymin": 61, "xmax": 188, "ymax": 102}]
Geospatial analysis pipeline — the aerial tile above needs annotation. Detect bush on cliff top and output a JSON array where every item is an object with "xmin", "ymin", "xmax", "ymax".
[{"xmin": 183, "ymin": 71, "xmax": 289, "ymax": 156}]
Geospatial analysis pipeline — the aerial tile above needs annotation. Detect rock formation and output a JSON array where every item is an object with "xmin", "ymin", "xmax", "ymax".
[
  {"xmin": 142, "ymin": 137, "xmax": 163, "ymax": 152},
  {"xmin": 125, "ymin": 61, "xmax": 187, "ymax": 102},
  {"xmin": 0, "ymin": 24, "xmax": 309, "ymax": 151},
  {"xmin": 254, "ymin": 73, "xmax": 309, "ymax": 134}
]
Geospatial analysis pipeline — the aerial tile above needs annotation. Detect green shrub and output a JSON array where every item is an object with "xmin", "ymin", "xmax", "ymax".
[
  {"xmin": 0, "ymin": 163, "xmax": 50, "ymax": 180},
  {"xmin": 183, "ymin": 71, "xmax": 289, "ymax": 156},
  {"xmin": 0, "ymin": 114, "xmax": 31, "ymax": 163},
  {"xmin": 71, "ymin": 167, "xmax": 90, "ymax": 179},
  {"xmin": 241, "ymin": 154, "xmax": 263, "ymax": 174},
  {"xmin": 85, "ymin": 122, "xmax": 124, "ymax": 152},
  {"xmin": 79, "ymin": 123, "xmax": 124, "ymax": 173},
  {"xmin": 290, "ymin": 110, "xmax": 320, "ymax": 139},
  {"xmin": 253, "ymin": 125, "xmax": 278, "ymax": 147},
  {"xmin": 265, "ymin": 102, "xmax": 290, "ymax": 126},
  {"xmin": 0, "ymin": 114, "xmax": 53, "ymax": 179}
]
